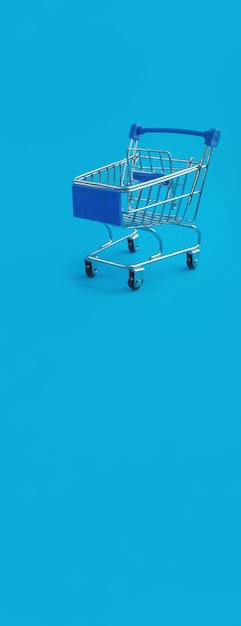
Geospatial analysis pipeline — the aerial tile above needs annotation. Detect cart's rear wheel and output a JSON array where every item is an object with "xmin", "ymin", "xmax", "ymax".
[
  {"xmin": 187, "ymin": 252, "xmax": 199, "ymax": 269},
  {"xmin": 128, "ymin": 270, "xmax": 143, "ymax": 291},
  {"xmin": 85, "ymin": 259, "xmax": 97, "ymax": 277},
  {"xmin": 128, "ymin": 235, "xmax": 139, "ymax": 253}
]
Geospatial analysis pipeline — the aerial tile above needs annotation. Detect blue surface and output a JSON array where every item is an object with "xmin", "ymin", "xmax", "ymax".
[{"xmin": 0, "ymin": 1, "xmax": 241, "ymax": 625}]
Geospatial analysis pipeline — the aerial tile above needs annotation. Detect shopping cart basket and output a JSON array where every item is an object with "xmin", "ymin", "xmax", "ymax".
[{"xmin": 72, "ymin": 124, "xmax": 220, "ymax": 290}]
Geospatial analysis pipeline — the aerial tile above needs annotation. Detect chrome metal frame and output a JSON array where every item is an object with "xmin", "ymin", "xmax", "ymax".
[
  {"xmin": 86, "ymin": 222, "xmax": 201, "ymax": 271},
  {"xmin": 74, "ymin": 137, "xmax": 213, "ymax": 286}
]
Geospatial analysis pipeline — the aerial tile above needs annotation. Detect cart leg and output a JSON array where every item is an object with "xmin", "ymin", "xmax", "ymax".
[
  {"xmin": 177, "ymin": 223, "xmax": 201, "ymax": 269},
  {"xmin": 141, "ymin": 226, "xmax": 163, "ymax": 259},
  {"xmin": 97, "ymin": 224, "xmax": 113, "ymax": 250}
]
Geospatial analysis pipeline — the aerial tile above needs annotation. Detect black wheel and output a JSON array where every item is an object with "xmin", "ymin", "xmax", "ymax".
[
  {"xmin": 128, "ymin": 270, "xmax": 143, "ymax": 291},
  {"xmin": 187, "ymin": 252, "xmax": 198, "ymax": 269},
  {"xmin": 85, "ymin": 259, "xmax": 96, "ymax": 277},
  {"xmin": 128, "ymin": 237, "xmax": 138, "ymax": 253}
]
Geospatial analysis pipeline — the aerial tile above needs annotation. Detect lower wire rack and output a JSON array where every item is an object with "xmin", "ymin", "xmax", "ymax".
[{"xmin": 83, "ymin": 223, "xmax": 201, "ymax": 291}]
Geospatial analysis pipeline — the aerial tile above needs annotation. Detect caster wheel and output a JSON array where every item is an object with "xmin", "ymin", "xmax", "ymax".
[
  {"xmin": 128, "ymin": 270, "xmax": 143, "ymax": 291},
  {"xmin": 85, "ymin": 259, "xmax": 97, "ymax": 277},
  {"xmin": 187, "ymin": 252, "xmax": 199, "ymax": 269},
  {"xmin": 128, "ymin": 235, "xmax": 139, "ymax": 253}
]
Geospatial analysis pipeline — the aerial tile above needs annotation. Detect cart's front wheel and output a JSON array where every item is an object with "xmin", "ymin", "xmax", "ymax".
[
  {"xmin": 85, "ymin": 259, "xmax": 97, "ymax": 277},
  {"xmin": 128, "ymin": 270, "xmax": 143, "ymax": 291},
  {"xmin": 128, "ymin": 235, "xmax": 139, "ymax": 253},
  {"xmin": 187, "ymin": 252, "xmax": 199, "ymax": 269}
]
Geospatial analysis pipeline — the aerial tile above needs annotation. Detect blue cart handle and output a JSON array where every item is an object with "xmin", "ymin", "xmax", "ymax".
[{"xmin": 129, "ymin": 124, "xmax": 220, "ymax": 147}]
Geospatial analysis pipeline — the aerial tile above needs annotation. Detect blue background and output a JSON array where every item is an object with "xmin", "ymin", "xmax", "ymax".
[{"xmin": 1, "ymin": 1, "xmax": 240, "ymax": 624}]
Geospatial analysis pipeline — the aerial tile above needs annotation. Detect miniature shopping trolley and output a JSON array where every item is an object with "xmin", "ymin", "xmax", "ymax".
[{"xmin": 72, "ymin": 124, "xmax": 220, "ymax": 290}]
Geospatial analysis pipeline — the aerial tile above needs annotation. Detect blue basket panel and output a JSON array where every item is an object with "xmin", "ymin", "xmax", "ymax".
[
  {"xmin": 72, "ymin": 184, "xmax": 123, "ymax": 226},
  {"xmin": 133, "ymin": 171, "xmax": 169, "ymax": 184}
]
